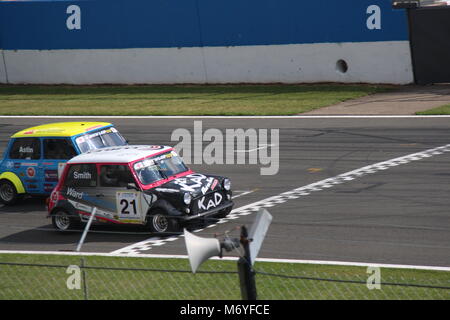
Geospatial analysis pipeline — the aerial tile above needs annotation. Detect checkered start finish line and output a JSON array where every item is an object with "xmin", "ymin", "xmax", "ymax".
[{"xmin": 111, "ymin": 143, "xmax": 450, "ymax": 255}]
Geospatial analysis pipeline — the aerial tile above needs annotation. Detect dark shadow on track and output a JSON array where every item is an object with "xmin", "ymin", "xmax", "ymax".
[
  {"xmin": 0, "ymin": 196, "xmax": 47, "ymax": 214},
  {"xmin": 0, "ymin": 212, "xmax": 223, "ymax": 250}
]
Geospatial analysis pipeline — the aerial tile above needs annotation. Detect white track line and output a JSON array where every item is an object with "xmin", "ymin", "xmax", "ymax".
[
  {"xmin": 110, "ymin": 142, "xmax": 450, "ymax": 256},
  {"xmin": 231, "ymin": 190, "xmax": 256, "ymax": 199},
  {"xmin": 0, "ymin": 250, "xmax": 448, "ymax": 271},
  {"xmin": 235, "ymin": 144, "xmax": 276, "ymax": 153},
  {"xmin": 1, "ymin": 115, "xmax": 450, "ymax": 119}
]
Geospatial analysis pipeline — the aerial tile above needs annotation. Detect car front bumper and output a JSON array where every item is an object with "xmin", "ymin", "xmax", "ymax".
[{"xmin": 182, "ymin": 201, "xmax": 234, "ymax": 221}]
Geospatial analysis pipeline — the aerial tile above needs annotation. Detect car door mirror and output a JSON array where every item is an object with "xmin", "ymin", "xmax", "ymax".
[
  {"xmin": 126, "ymin": 182, "xmax": 139, "ymax": 191},
  {"xmin": 58, "ymin": 163, "xmax": 66, "ymax": 180}
]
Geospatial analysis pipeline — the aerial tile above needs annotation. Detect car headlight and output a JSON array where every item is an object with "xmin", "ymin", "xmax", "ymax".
[
  {"xmin": 183, "ymin": 192, "xmax": 192, "ymax": 205},
  {"xmin": 223, "ymin": 178, "xmax": 231, "ymax": 191}
]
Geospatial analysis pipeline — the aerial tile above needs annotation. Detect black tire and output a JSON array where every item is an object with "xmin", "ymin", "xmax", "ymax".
[
  {"xmin": 51, "ymin": 209, "xmax": 81, "ymax": 232},
  {"xmin": 216, "ymin": 206, "xmax": 232, "ymax": 219},
  {"xmin": 146, "ymin": 209, "xmax": 181, "ymax": 235},
  {"xmin": 0, "ymin": 179, "xmax": 22, "ymax": 205}
]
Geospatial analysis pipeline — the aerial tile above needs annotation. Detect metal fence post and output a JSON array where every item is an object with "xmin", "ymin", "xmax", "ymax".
[
  {"xmin": 81, "ymin": 258, "xmax": 89, "ymax": 300},
  {"xmin": 76, "ymin": 207, "xmax": 97, "ymax": 252},
  {"xmin": 237, "ymin": 226, "xmax": 257, "ymax": 300}
]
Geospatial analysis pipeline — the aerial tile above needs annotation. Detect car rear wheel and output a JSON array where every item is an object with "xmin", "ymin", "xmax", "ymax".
[
  {"xmin": 147, "ymin": 209, "xmax": 180, "ymax": 235},
  {"xmin": 52, "ymin": 210, "xmax": 81, "ymax": 232},
  {"xmin": 0, "ymin": 180, "xmax": 22, "ymax": 205}
]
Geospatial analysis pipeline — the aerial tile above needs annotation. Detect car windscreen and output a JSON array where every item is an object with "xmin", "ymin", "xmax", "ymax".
[
  {"xmin": 75, "ymin": 127, "xmax": 127, "ymax": 153},
  {"xmin": 133, "ymin": 151, "xmax": 188, "ymax": 185}
]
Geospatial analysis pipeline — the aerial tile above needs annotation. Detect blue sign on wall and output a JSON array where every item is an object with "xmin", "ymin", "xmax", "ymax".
[{"xmin": 0, "ymin": 0, "xmax": 409, "ymax": 50}]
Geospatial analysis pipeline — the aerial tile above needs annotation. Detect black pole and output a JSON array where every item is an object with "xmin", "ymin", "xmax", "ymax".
[
  {"xmin": 406, "ymin": 7, "xmax": 419, "ymax": 84},
  {"xmin": 81, "ymin": 258, "xmax": 88, "ymax": 300},
  {"xmin": 237, "ymin": 226, "xmax": 257, "ymax": 300}
]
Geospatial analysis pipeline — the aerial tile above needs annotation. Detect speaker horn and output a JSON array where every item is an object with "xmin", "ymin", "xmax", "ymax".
[{"xmin": 184, "ymin": 229, "xmax": 221, "ymax": 273}]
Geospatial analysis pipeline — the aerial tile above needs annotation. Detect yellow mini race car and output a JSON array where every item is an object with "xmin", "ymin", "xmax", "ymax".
[{"xmin": 0, "ymin": 122, "xmax": 128, "ymax": 205}]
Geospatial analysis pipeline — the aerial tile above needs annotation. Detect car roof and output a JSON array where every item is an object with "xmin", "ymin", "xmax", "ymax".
[
  {"xmin": 67, "ymin": 145, "xmax": 174, "ymax": 164},
  {"xmin": 11, "ymin": 122, "xmax": 113, "ymax": 138}
]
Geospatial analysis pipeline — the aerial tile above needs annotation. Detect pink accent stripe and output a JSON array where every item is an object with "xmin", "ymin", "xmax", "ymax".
[{"xmin": 77, "ymin": 211, "xmax": 125, "ymax": 224}]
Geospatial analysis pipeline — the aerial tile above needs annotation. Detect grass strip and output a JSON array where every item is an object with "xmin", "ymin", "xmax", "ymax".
[
  {"xmin": 0, "ymin": 84, "xmax": 390, "ymax": 116},
  {"xmin": 0, "ymin": 253, "xmax": 448, "ymax": 300},
  {"xmin": 416, "ymin": 104, "xmax": 450, "ymax": 115}
]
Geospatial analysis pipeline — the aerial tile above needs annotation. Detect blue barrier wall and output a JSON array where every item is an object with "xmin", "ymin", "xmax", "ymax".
[
  {"xmin": 0, "ymin": 0, "xmax": 414, "ymax": 84},
  {"xmin": 0, "ymin": 0, "xmax": 409, "ymax": 50}
]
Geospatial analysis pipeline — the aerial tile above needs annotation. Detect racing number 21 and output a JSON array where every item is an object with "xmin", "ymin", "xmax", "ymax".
[
  {"xmin": 120, "ymin": 199, "xmax": 137, "ymax": 215},
  {"xmin": 117, "ymin": 192, "xmax": 140, "ymax": 219}
]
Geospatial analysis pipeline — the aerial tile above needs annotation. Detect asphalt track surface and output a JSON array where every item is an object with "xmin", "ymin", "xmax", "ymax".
[{"xmin": 0, "ymin": 117, "xmax": 449, "ymax": 267}]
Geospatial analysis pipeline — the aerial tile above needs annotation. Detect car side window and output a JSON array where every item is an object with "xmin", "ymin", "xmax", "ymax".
[
  {"xmin": 9, "ymin": 138, "xmax": 41, "ymax": 160},
  {"xmin": 100, "ymin": 165, "xmax": 135, "ymax": 188},
  {"xmin": 44, "ymin": 138, "xmax": 77, "ymax": 160},
  {"xmin": 64, "ymin": 164, "xmax": 97, "ymax": 188}
]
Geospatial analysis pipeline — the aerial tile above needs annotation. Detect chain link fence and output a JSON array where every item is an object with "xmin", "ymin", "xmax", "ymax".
[{"xmin": 0, "ymin": 254, "xmax": 449, "ymax": 300}]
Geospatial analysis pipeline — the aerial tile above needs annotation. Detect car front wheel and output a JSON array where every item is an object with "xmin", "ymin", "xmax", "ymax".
[
  {"xmin": 0, "ymin": 180, "xmax": 22, "ymax": 205},
  {"xmin": 147, "ymin": 209, "xmax": 181, "ymax": 235},
  {"xmin": 216, "ymin": 206, "xmax": 232, "ymax": 219}
]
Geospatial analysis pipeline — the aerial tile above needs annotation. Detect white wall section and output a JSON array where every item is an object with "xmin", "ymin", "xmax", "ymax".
[
  {"xmin": 0, "ymin": 50, "xmax": 7, "ymax": 84},
  {"xmin": 2, "ymin": 41, "xmax": 413, "ymax": 85}
]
